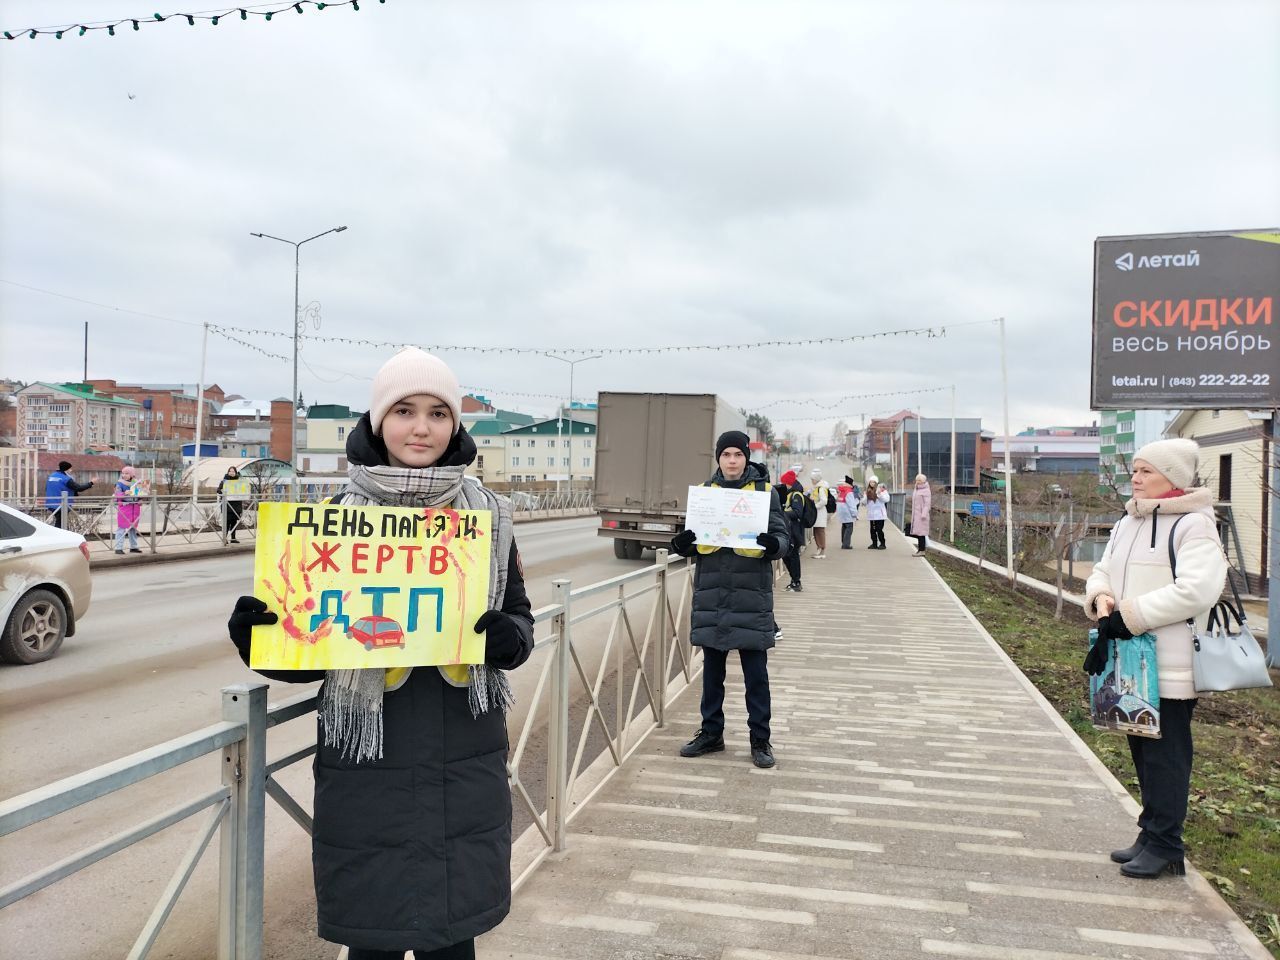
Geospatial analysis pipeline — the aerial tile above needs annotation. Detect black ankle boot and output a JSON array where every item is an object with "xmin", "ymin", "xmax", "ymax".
[
  {"xmin": 1110, "ymin": 836, "xmax": 1146, "ymax": 863},
  {"xmin": 680, "ymin": 729, "xmax": 725, "ymax": 758},
  {"xmin": 1120, "ymin": 847, "xmax": 1185, "ymax": 879}
]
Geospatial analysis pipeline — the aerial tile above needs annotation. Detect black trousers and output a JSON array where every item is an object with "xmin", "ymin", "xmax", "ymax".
[
  {"xmin": 1127, "ymin": 698, "xmax": 1196, "ymax": 859},
  {"xmin": 347, "ymin": 939, "xmax": 474, "ymax": 960},
  {"xmin": 840, "ymin": 522, "xmax": 854, "ymax": 548},
  {"xmin": 914, "ymin": 535, "xmax": 926, "ymax": 551},
  {"xmin": 700, "ymin": 647, "xmax": 771, "ymax": 742},
  {"xmin": 782, "ymin": 549, "xmax": 802, "ymax": 584},
  {"xmin": 869, "ymin": 519, "xmax": 886, "ymax": 547},
  {"xmin": 47, "ymin": 509, "xmax": 64, "ymax": 529},
  {"xmin": 224, "ymin": 500, "xmax": 243, "ymax": 538}
]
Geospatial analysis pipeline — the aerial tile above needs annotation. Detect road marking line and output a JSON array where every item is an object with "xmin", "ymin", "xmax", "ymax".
[
  {"xmin": 756, "ymin": 832, "xmax": 884, "ymax": 853},
  {"xmin": 632, "ymin": 783, "xmax": 720, "ymax": 798},
  {"xmin": 538, "ymin": 912, "xmax": 657, "ymax": 936},
  {"xmin": 772, "ymin": 787, "xmax": 1042, "ymax": 818},
  {"xmin": 920, "ymin": 940, "xmax": 1106, "ymax": 960},
  {"xmin": 593, "ymin": 801, "xmax": 756, "ymax": 823},
  {"xmin": 629, "ymin": 870, "xmax": 969, "ymax": 915},
  {"xmin": 955, "ymin": 842, "xmax": 1105, "ymax": 863},
  {"xmin": 577, "ymin": 834, "xmax": 859, "ymax": 871},
  {"xmin": 610, "ymin": 890, "xmax": 814, "ymax": 925},
  {"xmin": 1075, "ymin": 927, "xmax": 1217, "ymax": 954},
  {"xmin": 965, "ymin": 881, "xmax": 1193, "ymax": 913},
  {"xmin": 831, "ymin": 816, "xmax": 1023, "ymax": 839}
]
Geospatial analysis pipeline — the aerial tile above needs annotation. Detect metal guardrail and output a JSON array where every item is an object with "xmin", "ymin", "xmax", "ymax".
[
  {"xmin": 0, "ymin": 549, "xmax": 697, "ymax": 958},
  {"xmin": 9, "ymin": 489, "xmax": 596, "ymax": 556}
]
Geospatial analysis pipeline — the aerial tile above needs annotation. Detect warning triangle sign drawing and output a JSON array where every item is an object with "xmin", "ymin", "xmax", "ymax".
[{"xmin": 729, "ymin": 496, "xmax": 754, "ymax": 517}]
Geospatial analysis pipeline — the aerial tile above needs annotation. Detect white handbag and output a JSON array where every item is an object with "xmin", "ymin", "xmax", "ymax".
[{"xmin": 1168, "ymin": 518, "xmax": 1273, "ymax": 693}]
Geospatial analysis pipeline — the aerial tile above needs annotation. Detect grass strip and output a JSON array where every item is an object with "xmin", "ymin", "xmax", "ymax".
[{"xmin": 928, "ymin": 552, "xmax": 1280, "ymax": 956}]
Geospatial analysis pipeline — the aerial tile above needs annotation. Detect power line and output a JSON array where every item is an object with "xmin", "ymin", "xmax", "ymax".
[
  {"xmin": 206, "ymin": 319, "xmax": 986, "ymax": 356},
  {"xmin": 0, "ymin": 278, "xmax": 203, "ymax": 327},
  {"xmin": 3, "ymin": 1, "xmax": 379, "ymax": 41}
]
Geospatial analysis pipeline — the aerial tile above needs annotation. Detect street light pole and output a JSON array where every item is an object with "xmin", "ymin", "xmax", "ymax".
[
  {"xmin": 544, "ymin": 353, "xmax": 602, "ymax": 499},
  {"xmin": 251, "ymin": 225, "xmax": 347, "ymax": 500}
]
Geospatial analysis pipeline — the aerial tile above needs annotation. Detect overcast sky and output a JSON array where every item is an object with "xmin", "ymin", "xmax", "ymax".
[{"xmin": 2, "ymin": 0, "xmax": 1277, "ymax": 442}]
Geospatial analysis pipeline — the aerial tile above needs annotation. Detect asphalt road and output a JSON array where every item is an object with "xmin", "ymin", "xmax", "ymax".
[{"xmin": 0, "ymin": 514, "xmax": 639, "ymax": 959}]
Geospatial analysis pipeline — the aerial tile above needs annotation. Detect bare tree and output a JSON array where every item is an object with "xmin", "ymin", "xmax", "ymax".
[
  {"xmin": 830, "ymin": 419, "xmax": 849, "ymax": 447},
  {"xmin": 244, "ymin": 460, "xmax": 282, "ymax": 499},
  {"xmin": 1049, "ymin": 509, "xmax": 1094, "ymax": 619}
]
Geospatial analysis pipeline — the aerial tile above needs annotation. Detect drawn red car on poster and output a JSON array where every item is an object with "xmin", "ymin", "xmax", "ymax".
[{"xmin": 348, "ymin": 615, "xmax": 405, "ymax": 651}]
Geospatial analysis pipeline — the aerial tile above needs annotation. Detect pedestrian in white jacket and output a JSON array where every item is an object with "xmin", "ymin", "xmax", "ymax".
[
  {"xmin": 1083, "ymin": 438, "xmax": 1226, "ymax": 881},
  {"xmin": 809, "ymin": 468, "xmax": 832, "ymax": 559},
  {"xmin": 836, "ymin": 477, "xmax": 859, "ymax": 550},
  {"xmin": 862, "ymin": 476, "xmax": 889, "ymax": 549}
]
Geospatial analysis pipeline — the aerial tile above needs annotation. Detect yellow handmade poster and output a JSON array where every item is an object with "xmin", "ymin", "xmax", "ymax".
[{"xmin": 251, "ymin": 501, "xmax": 492, "ymax": 670}]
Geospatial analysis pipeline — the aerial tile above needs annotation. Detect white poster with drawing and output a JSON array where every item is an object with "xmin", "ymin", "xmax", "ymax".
[{"xmin": 684, "ymin": 485, "xmax": 771, "ymax": 549}]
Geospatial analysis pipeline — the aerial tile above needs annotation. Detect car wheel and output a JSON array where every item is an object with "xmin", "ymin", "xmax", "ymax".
[
  {"xmin": 363, "ymin": 640, "xmax": 374, "ymax": 651},
  {"xmin": 2, "ymin": 589, "xmax": 68, "ymax": 665},
  {"xmin": 613, "ymin": 538, "xmax": 631, "ymax": 560},
  {"xmin": 625, "ymin": 540, "xmax": 645, "ymax": 561}
]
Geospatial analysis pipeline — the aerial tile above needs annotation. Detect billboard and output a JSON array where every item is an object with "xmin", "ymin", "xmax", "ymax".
[{"xmin": 1091, "ymin": 229, "xmax": 1279, "ymax": 409}]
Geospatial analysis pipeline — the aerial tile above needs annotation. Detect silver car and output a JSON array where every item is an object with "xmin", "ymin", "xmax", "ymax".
[{"xmin": 0, "ymin": 501, "xmax": 92, "ymax": 664}]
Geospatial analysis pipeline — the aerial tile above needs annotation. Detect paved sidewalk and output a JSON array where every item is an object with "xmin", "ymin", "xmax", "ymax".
[{"xmin": 479, "ymin": 528, "xmax": 1270, "ymax": 959}]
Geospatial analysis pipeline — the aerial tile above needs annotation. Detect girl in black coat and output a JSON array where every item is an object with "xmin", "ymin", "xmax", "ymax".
[{"xmin": 227, "ymin": 349, "xmax": 534, "ymax": 959}]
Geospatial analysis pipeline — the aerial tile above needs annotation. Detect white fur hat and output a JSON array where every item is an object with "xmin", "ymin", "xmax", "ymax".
[
  {"xmin": 1133, "ymin": 438, "xmax": 1200, "ymax": 490},
  {"xmin": 369, "ymin": 347, "xmax": 462, "ymax": 435}
]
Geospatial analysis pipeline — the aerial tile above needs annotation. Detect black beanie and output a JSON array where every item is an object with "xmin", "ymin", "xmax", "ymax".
[
  {"xmin": 58, "ymin": 460, "xmax": 73, "ymax": 472},
  {"xmin": 715, "ymin": 430, "xmax": 751, "ymax": 460}
]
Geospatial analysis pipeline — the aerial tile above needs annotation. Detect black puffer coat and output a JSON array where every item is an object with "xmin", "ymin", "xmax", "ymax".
[
  {"xmin": 671, "ymin": 462, "xmax": 790, "ymax": 652},
  {"xmin": 237, "ymin": 418, "xmax": 534, "ymax": 952}
]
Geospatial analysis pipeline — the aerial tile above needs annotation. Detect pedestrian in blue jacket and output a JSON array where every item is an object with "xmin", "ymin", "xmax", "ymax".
[{"xmin": 44, "ymin": 461, "xmax": 94, "ymax": 528}]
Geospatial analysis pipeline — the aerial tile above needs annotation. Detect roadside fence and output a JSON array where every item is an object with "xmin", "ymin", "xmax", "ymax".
[
  {"xmin": 7, "ymin": 488, "xmax": 596, "ymax": 557},
  {"xmin": 0, "ymin": 549, "xmax": 697, "ymax": 959}
]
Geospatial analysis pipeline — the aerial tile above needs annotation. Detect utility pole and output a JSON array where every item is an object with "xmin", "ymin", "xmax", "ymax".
[
  {"xmin": 1268, "ymin": 410, "xmax": 1278, "ymax": 668},
  {"xmin": 999, "ymin": 317, "xmax": 1015, "ymax": 580},
  {"xmin": 950, "ymin": 384, "xmax": 957, "ymax": 544},
  {"xmin": 251, "ymin": 225, "xmax": 348, "ymax": 500},
  {"xmin": 192, "ymin": 323, "xmax": 209, "ymax": 512}
]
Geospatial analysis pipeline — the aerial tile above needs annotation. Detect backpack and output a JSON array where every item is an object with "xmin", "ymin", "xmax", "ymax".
[
  {"xmin": 800, "ymin": 493, "xmax": 819, "ymax": 528},
  {"xmin": 825, "ymin": 490, "xmax": 837, "ymax": 514}
]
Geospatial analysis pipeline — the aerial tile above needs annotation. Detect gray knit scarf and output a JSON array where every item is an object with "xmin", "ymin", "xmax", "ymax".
[{"xmin": 321, "ymin": 461, "xmax": 515, "ymax": 763}]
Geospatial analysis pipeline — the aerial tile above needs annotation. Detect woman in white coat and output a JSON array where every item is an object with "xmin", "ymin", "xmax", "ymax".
[
  {"xmin": 862, "ymin": 476, "xmax": 890, "ymax": 549},
  {"xmin": 1084, "ymin": 438, "xmax": 1226, "ymax": 880}
]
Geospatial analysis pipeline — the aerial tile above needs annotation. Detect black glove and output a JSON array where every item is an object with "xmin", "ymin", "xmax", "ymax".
[
  {"xmin": 1105, "ymin": 609, "xmax": 1134, "ymax": 641},
  {"xmin": 671, "ymin": 529, "xmax": 697, "ymax": 554},
  {"xmin": 474, "ymin": 609, "xmax": 526, "ymax": 667},
  {"xmin": 228, "ymin": 596, "xmax": 277, "ymax": 658},
  {"xmin": 755, "ymin": 532, "xmax": 780, "ymax": 555},
  {"xmin": 1083, "ymin": 634, "xmax": 1110, "ymax": 676}
]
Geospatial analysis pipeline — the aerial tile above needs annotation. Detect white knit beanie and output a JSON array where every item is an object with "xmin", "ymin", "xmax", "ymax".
[
  {"xmin": 1133, "ymin": 438, "xmax": 1199, "ymax": 489},
  {"xmin": 368, "ymin": 348, "xmax": 462, "ymax": 435}
]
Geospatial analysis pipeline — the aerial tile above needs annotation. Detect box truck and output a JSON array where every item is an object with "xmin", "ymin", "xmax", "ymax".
[{"xmin": 594, "ymin": 392, "xmax": 748, "ymax": 559}]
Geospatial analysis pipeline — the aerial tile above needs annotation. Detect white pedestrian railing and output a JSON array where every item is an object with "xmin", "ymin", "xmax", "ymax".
[
  {"xmin": 8, "ymin": 489, "xmax": 596, "ymax": 556},
  {"xmin": 0, "ymin": 549, "xmax": 697, "ymax": 959}
]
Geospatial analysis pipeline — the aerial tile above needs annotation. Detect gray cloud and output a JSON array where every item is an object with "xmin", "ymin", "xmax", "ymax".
[{"xmin": 2, "ymin": 0, "xmax": 1277, "ymax": 436}]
